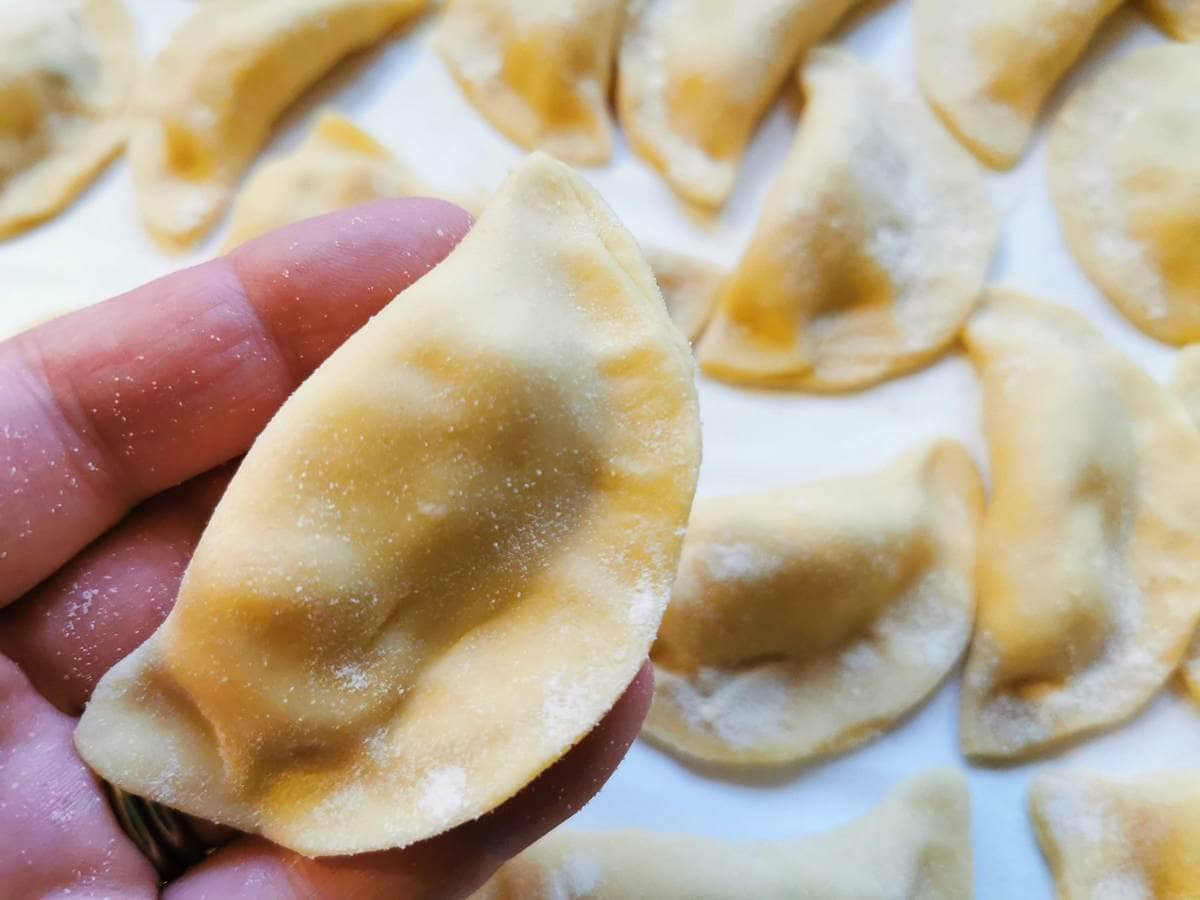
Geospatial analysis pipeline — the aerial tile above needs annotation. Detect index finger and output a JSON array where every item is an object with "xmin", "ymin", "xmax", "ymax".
[{"xmin": 0, "ymin": 199, "xmax": 471, "ymax": 605}]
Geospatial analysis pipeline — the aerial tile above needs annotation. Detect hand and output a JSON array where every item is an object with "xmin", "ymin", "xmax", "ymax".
[{"xmin": 0, "ymin": 201, "xmax": 652, "ymax": 899}]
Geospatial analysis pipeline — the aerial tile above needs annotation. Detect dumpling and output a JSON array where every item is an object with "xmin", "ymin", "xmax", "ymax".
[
  {"xmin": 913, "ymin": 0, "xmax": 1123, "ymax": 169},
  {"xmin": 473, "ymin": 770, "xmax": 972, "ymax": 900},
  {"xmin": 696, "ymin": 49, "xmax": 996, "ymax": 392},
  {"xmin": 1030, "ymin": 770, "xmax": 1200, "ymax": 900},
  {"xmin": 1048, "ymin": 44, "xmax": 1200, "ymax": 346},
  {"xmin": 130, "ymin": 0, "xmax": 429, "ymax": 249},
  {"xmin": 0, "ymin": 0, "xmax": 136, "ymax": 238},
  {"xmin": 645, "ymin": 441, "xmax": 982, "ymax": 767},
  {"xmin": 437, "ymin": 0, "xmax": 626, "ymax": 165},
  {"xmin": 1143, "ymin": 0, "xmax": 1200, "ymax": 40},
  {"xmin": 646, "ymin": 247, "xmax": 723, "ymax": 342},
  {"xmin": 617, "ymin": 0, "xmax": 863, "ymax": 209},
  {"xmin": 960, "ymin": 289, "xmax": 1200, "ymax": 762},
  {"xmin": 223, "ymin": 111, "xmax": 477, "ymax": 250},
  {"xmin": 73, "ymin": 153, "xmax": 701, "ymax": 856}
]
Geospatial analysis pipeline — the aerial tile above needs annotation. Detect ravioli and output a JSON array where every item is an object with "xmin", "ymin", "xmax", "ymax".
[
  {"xmin": 617, "ymin": 0, "xmax": 862, "ymax": 209},
  {"xmin": 961, "ymin": 289, "xmax": 1200, "ymax": 762},
  {"xmin": 130, "ymin": 0, "xmax": 428, "ymax": 249},
  {"xmin": 1144, "ymin": 0, "xmax": 1200, "ymax": 40},
  {"xmin": 223, "ymin": 111, "xmax": 476, "ymax": 250},
  {"xmin": 646, "ymin": 247, "xmax": 723, "ymax": 343},
  {"xmin": 0, "ymin": 0, "xmax": 136, "ymax": 238},
  {"xmin": 645, "ymin": 441, "xmax": 981, "ymax": 768},
  {"xmin": 1030, "ymin": 770, "xmax": 1200, "ymax": 900},
  {"xmin": 1048, "ymin": 44, "xmax": 1200, "ymax": 346},
  {"xmin": 437, "ymin": 0, "xmax": 626, "ymax": 165},
  {"xmin": 73, "ymin": 154, "xmax": 701, "ymax": 857},
  {"xmin": 696, "ymin": 50, "xmax": 996, "ymax": 392},
  {"xmin": 474, "ymin": 770, "xmax": 972, "ymax": 899}
]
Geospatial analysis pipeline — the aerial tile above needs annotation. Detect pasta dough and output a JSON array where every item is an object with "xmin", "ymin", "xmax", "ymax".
[
  {"xmin": 74, "ymin": 153, "xmax": 701, "ymax": 856},
  {"xmin": 223, "ymin": 111, "xmax": 475, "ymax": 250},
  {"xmin": 1030, "ymin": 770, "xmax": 1200, "ymax": 900},
  {"xmin": 1048, "ymin": 44, "xmax": 1200, "ymax": 346},
  {"xmin": 617, "ymin": 0, "xmax": 862, "ymax": 209},
  {"xmin": 473, "ymin": 770, "xmax": 973, "ymax": 899},
  {"xmin": 0, "ymin": 0, "xmax": 136, "ymax": 238},
  {"xmin": 914, "ymin": 0, "xmax": 1123, "ymax": 169},
  {"xmin": 696, "ymin": 49, "xmax": 996, "ymax": 392},
  {"xmin": 646, "ymin": 247, "xmax": 723, "ymax": 342},
  {"xmin": 437, "ymin": 0, "xmax": 626, "ymax": 165},
  {"xmin": 961, "ymin": 289, "xmax": 1200, "ymax": 762},
  {"xmin": 645, "ymin": 441, "xmax": 982, "ymax": 767},
  {"xmin": 1143, "ymin": 0, "xmax": 1200, "ymax": 40},
  {"xmin": 130, "ymin": 0, "xmax": 428, "ymax": 249}
]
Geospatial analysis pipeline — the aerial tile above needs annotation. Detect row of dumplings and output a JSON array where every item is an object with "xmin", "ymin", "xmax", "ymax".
[{"xmin": 472, "ymin": 769, "xmax": 1200, "ymax": 899}]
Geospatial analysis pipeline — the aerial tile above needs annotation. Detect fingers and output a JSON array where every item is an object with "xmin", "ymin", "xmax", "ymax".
[
  {"xmin": 166, "ymin": 664, "xmax": 654, "ymax": 900},
  {"xmin": 0, "ymin": 463, "xmax": 234, "ymax": 715},
  {"xmin": 0, "ymin": 653, "xmax": 159, "ymax": 898},
  {"xmin": 0, "ymin": 198, "xmax": 472, "ymax": 605}
]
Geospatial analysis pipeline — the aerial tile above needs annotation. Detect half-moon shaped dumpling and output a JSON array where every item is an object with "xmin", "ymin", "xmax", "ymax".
[
  {"xmin": 222, "ymin": 111, "xmax": 476, "ymax": 250},
  {"xmin": 645, "ymin": 441, "xmax": 982, "ymax": 768},
  {"xmin": 1048, "ymin": 44, "xmax": 1200, "ymax": 346},
  {"xmin": 0, "ymin": 0, "xmax": 136, "ymax": 238},
  {"xmin": 73, "ymin": 153, "xmax": 701, "ymax": 856},
  {"xmin": 473, "ymin": 770, "xmax": 972, "ymax": 900},
  {"xmin": 437, "ymin": 0, "xmax": 626, "ymax": 165},
  {"xmin": 646, "ymin": 247, "xmax": 723, "ymax": 342},
  {"xmin": 1144, "ymin": 0, "xmax": 1200, "ymax": 41},
  {"xmin": 1030, "ymin": 770, "xmax": 1200, "ymax": 900},
  {"xmin": 617, "ymin": 0, "xmax": 862, "ymax": 209},
  {"xmin": 130, "ymin": 0, "xmax": 429, "ymax": 249},
  {"xmin": 961, "ymin": 289, "xmax": 1200, "ymax": 762},
  {"xmin": 913, "ymin": 0, "xmax": 1123, "ymax": 169},
  {"xmin": 696, "ymin": 49, "xmax": 996, "ymax": 392}
]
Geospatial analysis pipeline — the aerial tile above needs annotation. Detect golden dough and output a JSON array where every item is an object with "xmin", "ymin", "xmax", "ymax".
[
  {"xmin": 1030, "ymin": 770, "xmax": 1200, "ymax": 900},
  {"xmin": 914, "ymin": 0, "xmax": 1123, "ymax": 169},
  {"xmin": 645, "ymin": 441, "xmax": 982, "ymax": 767},
  {"xmin": 1049, "ymin": 44, "xmax": 1200, "ymax": 346},
  {"xmin": 617, "ymin": 0, "xmax": 862, "ymax": 209},
  {"xmin": 961, "ymin": 289, "xmax": 1200, "ymax": 762},
  {"xmin": 696, "ymin": 49, "xmax": 996, "ymax": 392},
  {"xmin": 437, "ymin": 0, "xmax": 626, "ymax": 165},
  {"xmin": 222, "ymin": 111, "xmax": 475, "ymax": 250},
  {"xmin": 130, "ymin": 0, "xmax": 428, "ymax": 249},
  {"xmin": 646, "ymin": 247, "xmax": 723, "ymax": 343},
  {"xmin": 474, "ymin": 770, "xmax": 973, "ymax": 899},
  {"xmin": 74, "ymin": 154, "xmax": 701, "ymax": 856},
  {"xmin": 1143, "ymin": 0, "xmax": 1200, "ymax": 40},
  {"xmin": 0, "ymin": 0, "xmax": 136, "ymax": 238}
]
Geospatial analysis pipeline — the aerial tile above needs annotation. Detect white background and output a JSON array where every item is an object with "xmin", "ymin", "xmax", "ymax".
[{"xmin": 3, "ymin": 2, "xmax": 1198, "ymax": 897}]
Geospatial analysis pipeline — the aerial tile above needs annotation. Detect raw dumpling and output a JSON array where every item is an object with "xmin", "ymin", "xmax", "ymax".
[
  {"xmin": 696, "ymin": 50, "xmax": 996, "ymax": 392},
  {"xmin": 646, "ymin": 247, "xmax": 723, "ymax": 342},
  {"xmin": 617, "ymin": 0, "xmax": 862, "ymax": 209},
  {"xmin": 130, "ymin": 0, "xmax": 428, "ymax": 249},
  {"xmin": 1030, "ymin": 770, "xmax": 1200, "ymax": 900},
  {"xmin": 0, "ymin": 0, "xmax": 136, "ymax": 237},
  {"xmin": 1048, "ymin": 44, "xmax": 1200, "ymax": 346},
  {"xmin": 645, "ymin": 441, "xmax": 982, "ymax": 767},
  {"xmin": 473, "ymin": 770, "xmax": 973, "ymax": 900},
  {"xmin": 961, "ymin": 289, "xmax": 1200, "ymax": 762},
  {"xmin": 913, "ymin": 0, "xmax": 1123, "ymax": 169},
  {"xmin": 437, "ymin": 0, "xmax": 626, "ymax": 165},
  {"xmin": 1143, "ymin": 0, "xmax": 1200, "ymax": 40},
  {"xmin": 223, "ymin": 111, "xmax": 475, "ymax": 250},
  {"xmin": 74, "ymin": 154, "xmax": 701, "ymax": 856}
]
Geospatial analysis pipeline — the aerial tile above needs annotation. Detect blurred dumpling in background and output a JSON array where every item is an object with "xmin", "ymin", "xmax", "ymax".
[
  {"xmin": 437, "ymin": 0, "xmax": 627, "ymax": 165},
  {"xmin": 645, "ymin": 247, "xmax": 723, "ymax": 343},
  {"xmin": 0, "ymin": 0, "xmax": 136, "ymax": 238},
  {"xmin": 914, "ymin": 0, "xmax": 1123, "ymax": 169}
]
